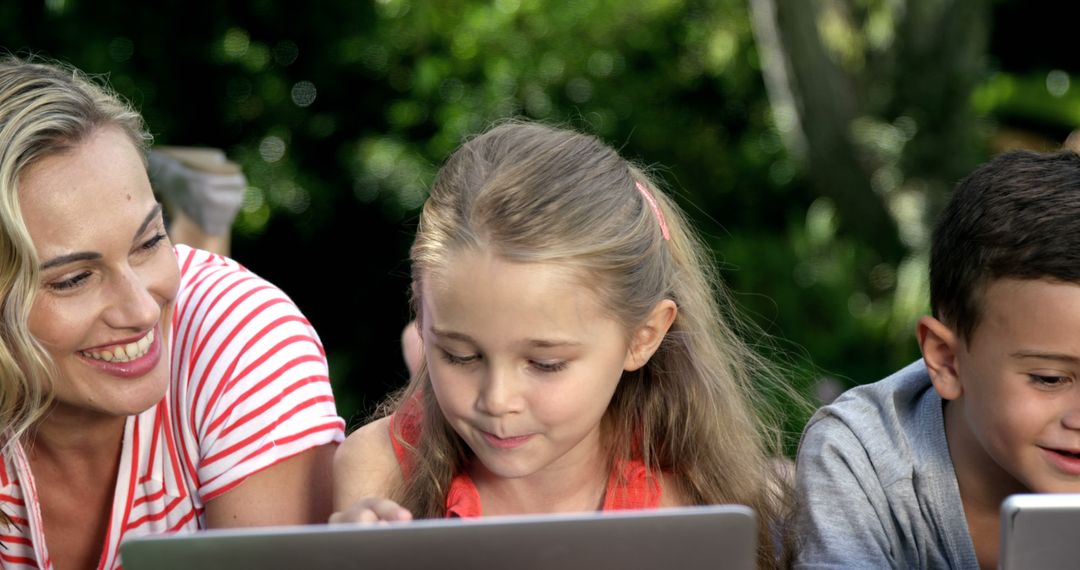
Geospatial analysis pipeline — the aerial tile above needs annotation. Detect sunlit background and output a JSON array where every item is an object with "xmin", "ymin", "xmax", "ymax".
[{"xmin": 4, "ymin": 0, "xmax": 1076, "ymax": 444}]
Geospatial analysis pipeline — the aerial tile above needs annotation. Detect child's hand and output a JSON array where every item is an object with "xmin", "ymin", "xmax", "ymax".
[{"xmin": 329, "ymin": 497, "xmax": 413, "ymax": 524}]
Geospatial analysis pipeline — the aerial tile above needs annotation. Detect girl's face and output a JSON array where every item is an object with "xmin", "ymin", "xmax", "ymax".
[
  {"xmin": 421, "ymin": 250, "xmax": 636, "ymax": 485},
  {"xmin": 19, "ymin": 126, "xmax": 180, "ymax": 423}
]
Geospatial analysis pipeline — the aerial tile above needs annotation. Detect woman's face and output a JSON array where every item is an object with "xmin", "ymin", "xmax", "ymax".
[{"xmin": 18, "ymin": 126, "xmax": 180, "ymax": 422}]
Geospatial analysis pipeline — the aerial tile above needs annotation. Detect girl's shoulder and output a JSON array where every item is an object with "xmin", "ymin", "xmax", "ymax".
[
  {"xmin": 333, "ymin": 417, "xmax": 403, "ymax": 509},
  {"xmin": 653, "ymin": 461, "xmax": 792, "ymax": 508},
  {"xmin": 657, "ymin": 472, "xmax": 689, "ymax": 508}
]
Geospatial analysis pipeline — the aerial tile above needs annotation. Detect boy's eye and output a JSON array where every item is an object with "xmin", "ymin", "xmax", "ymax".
[
  {"xmin": 531, "ymin": 360, "xmax": 567, "ymax": 373},
  {"xmin": 1029, "ymin": 374, "xmax": 1070, "ymax": 387}
]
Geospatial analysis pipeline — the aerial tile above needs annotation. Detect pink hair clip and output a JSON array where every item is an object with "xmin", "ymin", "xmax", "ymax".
[{"xmin": 635, "ymin": 181, "xmax": 671, "ymax": 241}]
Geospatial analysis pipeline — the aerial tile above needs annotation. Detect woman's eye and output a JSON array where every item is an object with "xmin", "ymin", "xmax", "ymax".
[
  {"xmin": 139, "ymin": 232, "xmax": 168, "ymax": 253},
  {"xmin": 441, "ymin": 350, "xmax": 479, "ymax": 366},
  {"xmin": 531, "ymin": 360, "xmax": 568, "ymax": 373},
  {"xmin": 48, "ymin": 271, "xmax": 92, "ymax": 291}
]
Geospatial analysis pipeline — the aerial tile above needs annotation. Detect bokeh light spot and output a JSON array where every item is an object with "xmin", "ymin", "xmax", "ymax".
[
  {"xmin": 259, "ymin": 136, "xmax": 287, "ymax": 163},
  {"xmin": 291, "ymin": 81, "xmax": 317, "ymax": 107}
]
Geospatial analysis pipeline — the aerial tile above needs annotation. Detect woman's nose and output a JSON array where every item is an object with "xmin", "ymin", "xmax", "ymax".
[{"xmin": 103, "ymin": 266, "xmax": 161, "ymax": 331}]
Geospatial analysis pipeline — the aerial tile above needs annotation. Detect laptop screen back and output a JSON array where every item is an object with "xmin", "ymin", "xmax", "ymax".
[
  {"xmin": 1000, "ymin": 493, "xmax": 1080, "ymax": 570},
  {"xmin": 120, "ymin": 505, "xmax": 756, "ymax": 570}
]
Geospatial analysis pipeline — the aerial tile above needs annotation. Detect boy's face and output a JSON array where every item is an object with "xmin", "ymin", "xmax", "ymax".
[{"xmin": 950, "ymin": 278, "xmax": 1080, "ymax": 495}]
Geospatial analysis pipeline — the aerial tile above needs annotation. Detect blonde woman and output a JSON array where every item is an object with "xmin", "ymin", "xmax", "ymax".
[
  {"xmin": 0, "ymin": 57, "xmax": 344, "ymax": 569},
  {"xmin": 333, "ymin": 122, "xmax": 796, "ymax": 569}
]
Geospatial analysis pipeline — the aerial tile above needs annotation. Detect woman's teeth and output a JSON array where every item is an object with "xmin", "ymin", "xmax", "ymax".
[{"xmin": 81, "ymin": 329, "xmax": 155, "ymax": 362}]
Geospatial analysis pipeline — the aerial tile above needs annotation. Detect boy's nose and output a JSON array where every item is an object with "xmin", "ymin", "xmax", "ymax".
[{"xmin": 1062, "ymin": 409, "xmax": 1080, "ymax": 431}]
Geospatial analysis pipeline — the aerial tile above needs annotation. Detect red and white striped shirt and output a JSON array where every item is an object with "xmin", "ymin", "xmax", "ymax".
[{"xmin": 0, "ymin": 245, "xmax": 345, "ymax": 569}]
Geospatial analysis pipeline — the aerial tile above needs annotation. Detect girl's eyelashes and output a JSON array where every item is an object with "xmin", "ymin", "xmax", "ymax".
[
  {"xmin": 531, "ymin": 360, "xmax": 568, "ymax": 373},
  {"xmin": 436, "ymin": 347, "xmax": 568, "ymax": 373},
  {"xmin": 440, "ymin": 349, "xmax": 479, "ymax": 366}
]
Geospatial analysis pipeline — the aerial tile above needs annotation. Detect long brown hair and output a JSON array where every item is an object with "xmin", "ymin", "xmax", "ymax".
[{"xmin": 388, "ymin": 121, "xmax": 796, "ymax": 568}]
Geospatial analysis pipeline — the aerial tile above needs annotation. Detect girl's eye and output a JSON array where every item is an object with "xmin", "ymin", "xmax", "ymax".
[
  {"xmin": 441, "ymin": 350, "xmax": 479, "ymax": 366},
  {"xmin": 531, "ymin": 360, "xmax": 568, "ymax": 373},
  {"xmin": 48, "ymin": 271, "xmax": 92, "ymax": 291},
  {"xmin": 1030, "ymin": 374, "xmax": 1071, "ymax": 387},
  {"xmin": 139, "ymin": 232, "xmax": 168, "ymax": 253}
]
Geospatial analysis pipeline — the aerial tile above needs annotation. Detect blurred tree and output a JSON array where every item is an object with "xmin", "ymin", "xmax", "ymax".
[
  {"xmin": 746, "ymin": 0, "xmax": 994, "ymax": 379},
  {"xmin": 750, "ymin": 0, "xmax": 989, "ymax": 254}
]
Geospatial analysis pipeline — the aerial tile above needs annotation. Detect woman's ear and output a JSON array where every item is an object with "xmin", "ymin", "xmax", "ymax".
[
  {"xmin": 917, "ymin": 315, "xmax": 963, "ymax": 401},
  {"xmin": 624, "ymin": 299, "xmax": 678, "ymax": 372}
]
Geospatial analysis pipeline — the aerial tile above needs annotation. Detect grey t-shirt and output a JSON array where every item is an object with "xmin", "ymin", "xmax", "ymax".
[{"xmin": 793, "ymin": 361, "xmax": 980, "ymax": 569}]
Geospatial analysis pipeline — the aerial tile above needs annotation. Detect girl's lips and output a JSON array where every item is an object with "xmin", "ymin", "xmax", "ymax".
[
  {"xmin": 481, "ymin": 431, "xmax": 534, "ymax": 450},
  {"xmin": 77, "ymin": 326, "xmax": 163, "ymax": 379},
  {"xmin": 1041, "ymin": 447, "xmax": 1080, "ymax": 476}
]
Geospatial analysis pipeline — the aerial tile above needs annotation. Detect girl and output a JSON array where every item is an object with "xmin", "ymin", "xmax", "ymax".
[{"xmin": 332, "ymin": 122, "xmax": 792, "ymax": 568}]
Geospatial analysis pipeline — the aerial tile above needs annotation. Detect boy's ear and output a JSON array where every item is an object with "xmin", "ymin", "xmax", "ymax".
[
  {"xmin": 624, "ymin": 299, "xmax": 678, "ymax": 372},
  {"xmin": 917, "ymin": 315, "xmax": 963, "ymax": 401}
]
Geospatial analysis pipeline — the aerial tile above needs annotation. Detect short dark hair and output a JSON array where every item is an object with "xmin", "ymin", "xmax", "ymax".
[{"xmin": 930, "ymin": 149, "xmax": 1080, "ymax": 341}]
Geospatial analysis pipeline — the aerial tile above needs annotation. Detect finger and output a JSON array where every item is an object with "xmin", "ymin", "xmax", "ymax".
[
  {"xmin": 369, "ymin": 499, "xmax": 412, "ymax": 521},
  {"xmin": 331, "ymin": 511, "xmax": 362, "ymax": 524},
  {"xmin": 328, "ymin": 498, "xmax": 412, "ymax": 524}
]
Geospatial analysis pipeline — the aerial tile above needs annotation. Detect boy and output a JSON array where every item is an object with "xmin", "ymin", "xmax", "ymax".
[{"xmin": 795, "ymin": 150, "xmax": 1080, "ymax": 569}]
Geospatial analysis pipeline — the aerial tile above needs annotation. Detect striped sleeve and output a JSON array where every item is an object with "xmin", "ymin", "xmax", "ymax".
[
  {"xmin": 0, "ymin": 487, "xmax": 35, "ymax": 568},
  {"xmin": 170, "ymin": 245, "xmax": 345, "ymax": 502}
]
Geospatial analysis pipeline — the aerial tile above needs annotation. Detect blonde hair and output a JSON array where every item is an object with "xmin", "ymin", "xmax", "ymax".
[
  {"xmin": 0, "ymin": 55, "xmax": 151, "ymax": 460},
  {"xmin": 388, "ymin": 122, "xmax": 796, "ymax": 568}
]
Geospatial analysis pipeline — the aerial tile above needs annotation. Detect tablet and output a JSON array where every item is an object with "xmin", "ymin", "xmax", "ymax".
[
  {"xmin": 119, "ymin": 505, "xmax": 756, "ymax": 570},
  {"xmin": 999, "ymin": 493, "xmax": 1080, "ymax": 570}
]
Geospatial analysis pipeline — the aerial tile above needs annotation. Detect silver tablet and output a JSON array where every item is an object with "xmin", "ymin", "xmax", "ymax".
[
  {"xmin": 120, "ymin": 504, "xmax": 757, "ymax": 570},
  {"xmin": 1000, "ymin": 493, "xmax": 1080, "ymax": 570}
]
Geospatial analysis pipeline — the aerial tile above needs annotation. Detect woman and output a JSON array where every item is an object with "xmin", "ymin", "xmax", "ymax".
[{"xmin": 0, "ymin": 57, "xmax": 344, "ymax": 569}]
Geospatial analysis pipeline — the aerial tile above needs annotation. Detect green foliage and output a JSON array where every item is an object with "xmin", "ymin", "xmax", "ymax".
[
  {"xmin": 974, "ymin": 70, "xmax": 1080, "ymax": 132},
  {"xmin": 4, "ymin": 0, "xmax": 1072, "ymax": 445}
]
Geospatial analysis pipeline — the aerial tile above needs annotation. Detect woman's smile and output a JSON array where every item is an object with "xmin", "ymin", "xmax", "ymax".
[
  {"xmin": 76, "ymin": 326, "xmax": 162, "ymax": 378},
  {"xmin": 79, "ymin": 327, "xmax": 155, "ymax": 362}
]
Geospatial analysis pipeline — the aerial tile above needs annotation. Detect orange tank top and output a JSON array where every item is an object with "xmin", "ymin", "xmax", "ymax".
[{"xmin": 388, "ymin": 411, "xmax": 662, "ymax": 517}]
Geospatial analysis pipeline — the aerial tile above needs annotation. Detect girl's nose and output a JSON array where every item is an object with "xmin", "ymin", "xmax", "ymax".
[{"xmin": 475, "ymin": 366, "xmax": 523, "ymax": 417}]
